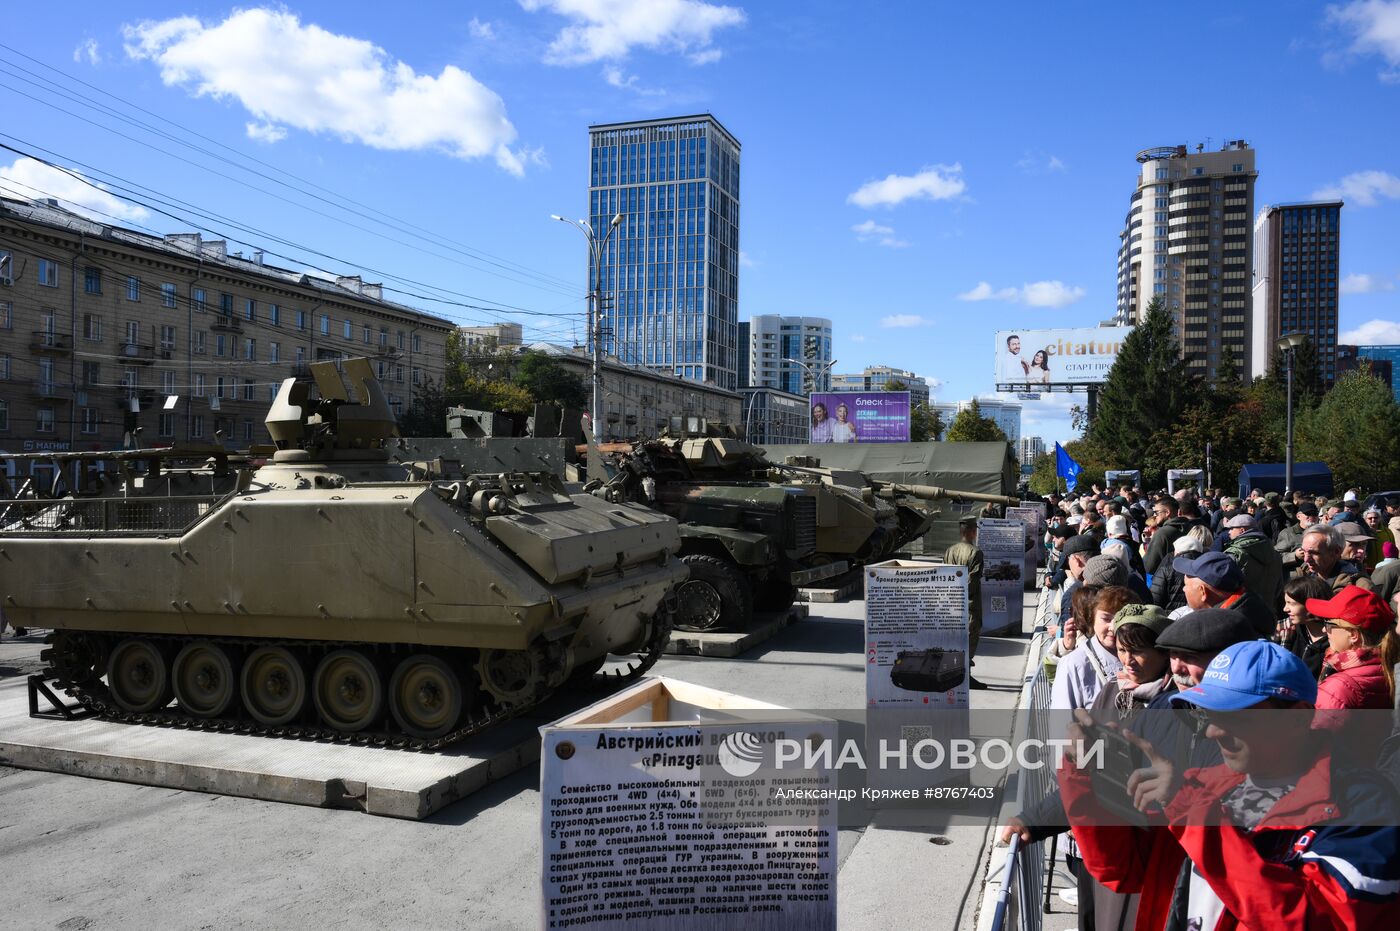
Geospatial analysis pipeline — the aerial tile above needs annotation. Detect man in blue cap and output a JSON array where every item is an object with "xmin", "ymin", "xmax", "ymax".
[
  {"xmin": 1060, "ymin": 641, "xmax": 1400, "ymax": 930},
  {"xmin": 1172, "ymin": 550, "xmax": 1275, "ymax": 638}
]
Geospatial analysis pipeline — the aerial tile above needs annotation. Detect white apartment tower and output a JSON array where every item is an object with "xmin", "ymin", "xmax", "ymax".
[{"xmin": 747, "ymin": 315, "xmax": 833, "ymax": 394}]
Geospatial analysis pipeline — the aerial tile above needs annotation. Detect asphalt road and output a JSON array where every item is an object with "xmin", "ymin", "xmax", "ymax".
[{"xmin": 0, "ymin": 599, "xmax": 1032, "ymax": 931}]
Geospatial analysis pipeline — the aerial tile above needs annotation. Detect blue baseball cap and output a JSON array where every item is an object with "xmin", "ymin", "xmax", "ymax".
[
  {"xmin": 1172, "ymin": 550, "xmax": 1244, "ymax": 592},
  {"xmin": 1169, "ymin": 640, "xmax": 1318, "ymax": 711}
]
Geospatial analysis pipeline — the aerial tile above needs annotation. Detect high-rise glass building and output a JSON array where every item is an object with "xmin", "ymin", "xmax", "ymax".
[
  {"xmin": 747, "ymin": 315, "xmax": 833, "ymax": 395},
  {"xmin": 1250, "ymin": 201, "xmax": 1342, "ymax": 384},
  {"xmin": 1114, "ymin": 141, "xmax": 1256, "ymax": 381},
  {"xmin": 588, "ymin": 115, "xmax": 741, "ymax": 389}
]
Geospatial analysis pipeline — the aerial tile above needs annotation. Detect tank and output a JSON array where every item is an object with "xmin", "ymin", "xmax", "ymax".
[
  {"xmin": 3, "ymin": 360, "xmax": 685, "ymax": 748},
  {"xmin": 588, "ymin": 435, "xmax": 1018, "ymax": 631}
]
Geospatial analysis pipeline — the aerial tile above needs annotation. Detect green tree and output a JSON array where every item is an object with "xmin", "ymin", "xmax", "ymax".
[
  {"xmin": 399, "ymin": 378, "xmax": 448, "ymax": 436},
  {"xmin": 1295, "ymin": 370, "xmax": 1400, "ymax": 492},
  {"xmin": 512, "ymin": 350, "xmax": 588, "ymax": 410},
  {"xmin": 1089, "ymin": 297, "xmax": 1197, "ymax": 466},
  {"xmin": 944, "ymin": 399, "xmax": 1008, "ymax": 443},
  {"xmin": 1028, "ymin": 439, "xmax": 1112, "ymax": 495},
  {"xmin": 1263, "ymin": 336, "xmax": 1324, "ymax": 404},
  {"xmin": 909, "ymin": 403, "xmax": 945, "ymax": 442}
]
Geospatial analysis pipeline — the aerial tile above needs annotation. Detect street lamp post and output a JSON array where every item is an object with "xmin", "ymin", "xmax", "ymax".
[
  {"xmin": 552, "ymin": 212, "xmax": 625, "ymax": 439},
  {"xmin": 1277, "ymin": 332, "xmax": 1308, "ymax": 493},
  {"xmin": 782, "ymin": 357, "xmax": 838, "ymax": 395}
]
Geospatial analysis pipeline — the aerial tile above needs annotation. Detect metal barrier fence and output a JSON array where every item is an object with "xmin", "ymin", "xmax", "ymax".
[{"xmin": 0, "ymin": 495, "xmax": 226, "ymax": 535}]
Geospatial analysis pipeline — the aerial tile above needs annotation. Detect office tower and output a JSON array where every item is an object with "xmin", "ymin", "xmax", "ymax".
[
  {"xmin": 1338, "ymin": 344, "xmax": 1399, "ymax": 401},
  {"xmin": 747, "ymin": 315, "xmax": 832, "ymax": 394},
  {"xmin": 1115, "ymin": 141, "xmax": 1256, "ymax": 381},
  {"xmin": 1017, "ymin": 435, "xmax": 1046, "ymax": 464},
  {"xmin": 737, "ymin": 321, "xmax": 750, "ymax": 387},
  {"xmin": 588, "ymin": 115, "xmax": 741, "ymax": 388},
  {"xmin": 830, "ymin": 365, "xmax": 929, "ymax": 406},
  {"xmin": 1250, "ymin": 202, "xmax": 1342, "ymax": 384}
]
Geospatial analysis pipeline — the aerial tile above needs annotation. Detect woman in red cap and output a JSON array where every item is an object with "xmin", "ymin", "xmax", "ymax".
[{"xmin": 1308, "ymin": 585, "xmax": 1399, "ymax": 765}]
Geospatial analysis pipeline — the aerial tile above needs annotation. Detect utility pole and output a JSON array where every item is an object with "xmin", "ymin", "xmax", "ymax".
[
  {"xmin": 1277, "ymin": 332, "xmax": 1306, "ymax": 493},
  {"xmin": 553, "ymin": 212, "xmax": 625, "ymax": 439}
]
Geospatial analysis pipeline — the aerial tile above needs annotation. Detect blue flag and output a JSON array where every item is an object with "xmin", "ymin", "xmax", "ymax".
[{"xmin": 1055, "ymin": 442, "xmax": 1082, "ymax": 493}]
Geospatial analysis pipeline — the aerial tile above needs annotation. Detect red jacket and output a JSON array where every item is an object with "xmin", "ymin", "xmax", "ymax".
[
  {"xmin": 1317, "ymin": 648, "xmax": 1393, "ymax": 713},
  {"xmin": 1060, "ymin": 743, "xmax": 1400, "ymax": 930}
]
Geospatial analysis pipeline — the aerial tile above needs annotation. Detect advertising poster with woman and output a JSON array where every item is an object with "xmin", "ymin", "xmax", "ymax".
[{"xmin": 809, "ymin": 391, "xmax": 911, "ymax": 443}]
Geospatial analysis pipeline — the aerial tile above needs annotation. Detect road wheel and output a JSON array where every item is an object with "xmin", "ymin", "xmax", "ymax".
[
  {"xmin": 675, "ymin": 555, "xmax": 751, "ymax": 631},
  {"xmin": 242, "ymin": 646, "xmax": 308, "ymax": 726},
  {"xmin": 173, "ymin": 641, "xmax": 238, "ymax": 718},
  {"xmin": 389, "ymin": 654, "xmax": 464, "ymax": 740},
  {"xmin": 312, "ymin": 649, "xmax": 383, "ymax": 733},
  {"xmin": 106, "ymin": 638, "xmax": 172, "ymax": 713}
]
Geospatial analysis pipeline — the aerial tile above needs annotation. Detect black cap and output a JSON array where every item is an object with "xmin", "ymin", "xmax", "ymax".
[
  {"xmin": 1296, "ymin": 502, "xmax": 1318, "ymax": 518},
  {"xmin": 1061, "ymin": 534, "xmax": 1098, "ymax": 558},
  {"xmin": 1154, "ymin": 609, "xmax": 1258, "ymax": 654},
  {"xmin": 1048, "ymin": 523, "xmax": 1076, "ymax": 538}
]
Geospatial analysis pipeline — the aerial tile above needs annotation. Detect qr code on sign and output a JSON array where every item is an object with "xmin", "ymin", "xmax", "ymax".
[
  {"xmin": 991, "ymin": 596, "xmax": 1007, "ymax": 613},
  {"xmin": 902, "ymin": 725, "xmax": 934, "ymax": 744}
]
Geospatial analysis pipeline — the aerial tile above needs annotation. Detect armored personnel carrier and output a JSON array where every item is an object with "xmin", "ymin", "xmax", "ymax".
[
  {"xmin": 589, "ymin": 433, "xmax": 1016, "ymax": 630},
  {"xmin": 3, "ymin": 360, "xmax": 684, "ymax": 748}
]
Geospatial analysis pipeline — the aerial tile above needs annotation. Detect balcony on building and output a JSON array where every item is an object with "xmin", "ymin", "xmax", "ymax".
[
  {"xmin": 119, "ymin": 341, "xmax": 157, "ymax": 365},
  {"xmin": 32, "ymin": 382, "xmax": 70, "ymax": 401},
  {"xmin": 30, "ymin": 330, "xmax": 74, "ymax": 354},
  {"xmin": 289, "ymin": 361, "xmax": 312, "ymax": 378},
  {"xmin": 374, "ymin": 343, "xmax": 402, "ymax": 359},
  {"xmin": 210, "ymin": 314, "xmax": 243, "ymax": 333}
]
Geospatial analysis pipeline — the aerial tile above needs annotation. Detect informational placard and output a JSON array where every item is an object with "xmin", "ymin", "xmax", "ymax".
[
  {"xmin": 808, "ymin": 391, "xmax": 910, "ymax": 443},
  {"xmin": 864, "ymin": 561, "xmax": 969, "ymax": 709},
  {"xmin": 1007, "ymin": 505, "xmax": 1042, "ymax": 585},
  {"xmin": 541, "ymin": 719, "xmax": 838, "ymax": 930},
  {"xmin": 977, "ymin": 518, "xmax": 1025, "ymax": 634}
]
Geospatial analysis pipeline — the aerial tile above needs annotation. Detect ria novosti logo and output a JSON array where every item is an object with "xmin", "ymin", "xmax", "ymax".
[{"xmin": 717, "ymin": 731, "xmax": 766, "ymax": 777}]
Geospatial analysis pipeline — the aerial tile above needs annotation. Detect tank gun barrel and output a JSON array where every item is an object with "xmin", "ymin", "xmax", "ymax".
[{"xmin": 876, "ymin": 482, "xmax": 1020, "ymax": 507}]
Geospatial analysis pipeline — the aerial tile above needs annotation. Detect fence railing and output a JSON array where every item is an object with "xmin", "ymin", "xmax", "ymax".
[{"xmin": 0, "ymin": 494, "xmax": 226, "ymax": 535}]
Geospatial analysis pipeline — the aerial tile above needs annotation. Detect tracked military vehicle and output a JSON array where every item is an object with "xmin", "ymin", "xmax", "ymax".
[
  {"xmin": 589, "ymin": 433, "xmax": 1016, "ymax": 631},
  {"xmin": 3, "ymin": 360, "xmax": 685, "ymax": 748}
]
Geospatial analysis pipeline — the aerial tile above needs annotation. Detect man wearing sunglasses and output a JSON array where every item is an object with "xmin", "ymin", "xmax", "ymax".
[{"xmin": 1060, "ymin": 640, "xmax": 1400, "ymax": 930}]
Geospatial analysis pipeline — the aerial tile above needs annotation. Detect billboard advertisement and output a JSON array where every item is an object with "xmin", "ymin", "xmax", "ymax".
[
  {"xmin": 994, "ymin": 327, "xmax": 1133, "ymax": 387},
  {"xmin": 809, "ymin": 391, "xmax": 910, "ymax": 443}
]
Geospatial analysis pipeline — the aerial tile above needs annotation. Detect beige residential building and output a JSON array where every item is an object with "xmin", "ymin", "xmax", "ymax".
[
  {"xmin": 1115, "ymin": 141, "xmax": 1257, "ymax": 380},
  {"xmin": 0, "ymin": 197, "xmax": 450, "ymax": 468},
  {"xmin": 459, "ymin": 322, "xmax": 523, "ymax": 350}
]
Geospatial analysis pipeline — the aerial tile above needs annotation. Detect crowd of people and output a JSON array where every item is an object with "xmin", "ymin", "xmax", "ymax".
[{"xmin": 1004, "ymin": 482, "xmax": 1400, "ymax": 929}]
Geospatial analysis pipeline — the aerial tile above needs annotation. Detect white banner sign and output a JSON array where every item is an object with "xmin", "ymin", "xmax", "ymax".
[{"xmin": 995, "ymin": 326, "xmax": 1133, "ymax": 387}]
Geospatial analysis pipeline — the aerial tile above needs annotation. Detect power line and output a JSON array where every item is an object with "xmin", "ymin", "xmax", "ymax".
[{"xmin": 0, "ymin": 46, "xmax": 582, "ymax": 294}]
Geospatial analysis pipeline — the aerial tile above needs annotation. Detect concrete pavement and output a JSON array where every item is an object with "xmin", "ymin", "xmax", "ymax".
[{"xmin": 0, "ymin": 597, "xmax": 1032, "ymax": 930}]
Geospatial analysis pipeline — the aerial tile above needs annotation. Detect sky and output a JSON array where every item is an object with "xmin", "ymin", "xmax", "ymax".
[{"xmin": 4, "ymin": 0, "xmax": 1400, "ymax": 444}]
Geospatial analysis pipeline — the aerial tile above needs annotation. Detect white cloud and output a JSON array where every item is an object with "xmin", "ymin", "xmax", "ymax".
[
  {"xmin": 245, "ymin": 121, "xmax": 287, "ymax": 143},
  {"xmin": 848, "ymin": 333, "xmax": 866, "ymax": 343},
  {"xmin": 602, "ymin": 65, "xmax": 665, "ymax": 95},
  {"xmin": 520, "ymin": 0, "xmax": 746, "ymax": 65},
  {"xmin": 468, "ymin": 17, "xmax": 496, "ymax": 40},
  {"xmin": 738, "ymin": 250, "xmax": 756, "ymax": 268},
  {"xmin": 957, "ymin": 280, "xmax": 1085, "ymax": 308},
  {"xmin": 1340, "ymin": 272, "xmax": 1396, "ymax": 294},
  {"xmin": 847, "ymin": 165, "xmax": 965, "ymax": 208},
  {"xmin": 880, "ymin": 314, "xmax": 929, "ymax": 328},
  {"xmin": 1313, "ymin": 169, "xmax": 1400, "ymax": 205},
  {"xmin": 0, "ymin": 157, "xmax": 150, "ymax": 222},
  {"xmin": 1328, "ymin": 1, "xmax": 1400, "ymax": 77},
  {"xmin": 851, "ymin": 218, "xmax": 909, "ymax": 248},
  {"xmin": 1340, "ymin": 319, "xmax": 1400, "ymax": 343},
  {"xmin": 73, "ymin": 39, "xmax": 101, "ymax": 65},
  {"xmin": 1015, "ymin": 150, "xmax": 1067, "ymax": 174},
  {"xmin": 123, "ymin": 9, "xmax": 528, "ymax": 174}
]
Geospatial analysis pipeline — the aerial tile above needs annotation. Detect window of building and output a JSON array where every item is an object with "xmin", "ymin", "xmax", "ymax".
[
  {"xmin": 161, "ymin": 283, "xmax": 177, "ymax": 308},
  {"xmin": 191, "ymin": 414, "xmax": 205, "ymax": 438},
  {"xmin": 194, "ymin": 374, "xmax": 206, "ymax": 397},
  {"xmin": 295, "ymin": 345, "xmax": 306, "ymax": 363},
  {"xmin": 193, "ymin": 288, "xmax": 207, "ymax": 312},
  {"xmin": 379, "ymin": 327, "xmax": 388, "ymax": 347},
  {"xmin": 38, "ymin": 258, "xmax": 57, "ymax": 287},
  {"xmin": 126, "ymin": 320, "xmax": 140, "ymax": 346},
  {"xmin": 0, "ymin": 301, "xmax": 10, "ymax": 329},
  {"xmin": 295, "ymin": 309, "xmax": 306, "ymax": 331},
  {"xmin": 216, "ymin": 376, "xmax": 226, "ymax": 399},
  {"xmin": 397, "ymin": 330, "xmax": 405, "ymax": 350},
  {"xmin": 245, "ymin": 298, "xmax": 256, "ymax": 322},
  {"xmin": 127, "ymin": 276, "xmax": 140, "ymax": 301},
  {"xmin": 81, "ymin": 361, "xmax": 100, "ymax": 387},
  {"xmin": 160, "ymin": 325, "xmax": 176, "ymax": 350},
  {"xmin": 80, "ymin": 408, "xmax": 99, "ymax": 435},
  {"xmin": 162, "ymin": 370, "xmax": 176, "ymax": 394},
  {"xmin": 1192, "ymin": 167, "xmax": 1204, "ymax": 176},
  {"xmin": 242, "ymin": 419, "xmax": 254, "ymax": 442},
  {"xmin": 244, "ymin": 337, "xmax": 256, "ymax": 361},
  {"xmin": 243, "ymin": 380, "xmax": 255, "ymax": 401},
  {"xmin": 0, "ymin": 249, "xmax": 11, "ymax": 284},
  {"xmin": 159, "ymin": 413, "xmax": 175, "ymax": 438},
  {"xmin": 1155, "ymin": 169, "xmax": 1168, "ymax": 180},
  {"xmin": 396, "ymin": 364, "xmax": 404, "ymax": 383},
  {"xmin": 38, "ymin": 357, "xmax": 54, "ymax": 393},
  {"xmin": 83, "ymin": 313, "xmax": 103, "ymax": 341},
  {"xmin": 413, "ymin": 334, "xmax": 422, "ymax": 353},
  {"xmin": 269, "ymin": 341, "xmax": 280, "ymax": 362},
  {"xmin": 0, "ymin": 354, "xmax": 9, "ymax": 380},
  {"xmin": 83, "ymin": 267, "xmax": 102, "ymax": 294},
  {"xmin": 36, "ymin": 407, "xmax": 55, "ymax": 432},
  {"xmin": 1232, "ymin": 163, "xmax": 1243, "ymax": 172},
  {"xmin": 268, "ymin": 304, "xmax": 280, "ymax": 326},
  {"xmin": 343, "ymin": 319, "xmax": 353, "ymax": 339},
  {"xmin": 362, "ymin": 324, "xmax": 372, "ymax": 344},
  {"xmin": 0, "ymin": 399, "xmax": 8, "ymax": 431},
  {"xmin": 412, "ymin": 366, "xmax": 421, "ymax": 385},
  {"xmin": 220, "ymin": 293, "xmax": 234, "ymax": 316},
  {"xmin": 215, "ymin": 334, "xmax": 226, "ymax": 357},
  {"xmin": 194, "ymin": 330, "xmax": 206, "ymax": 354},
  {"xmin": 320, "ymin": 314, "xmax": 330, "ymax": 336}
]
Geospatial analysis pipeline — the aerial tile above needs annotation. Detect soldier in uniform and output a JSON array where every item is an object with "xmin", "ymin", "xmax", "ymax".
[{"xmin": 944, "ymin": 514, "xmax": 987, "ymax": 689}]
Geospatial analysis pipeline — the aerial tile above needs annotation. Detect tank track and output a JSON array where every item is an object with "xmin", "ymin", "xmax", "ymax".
[{"xmin": 44, "ymin": 632, "xmax": 545, "ymax": 752}]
